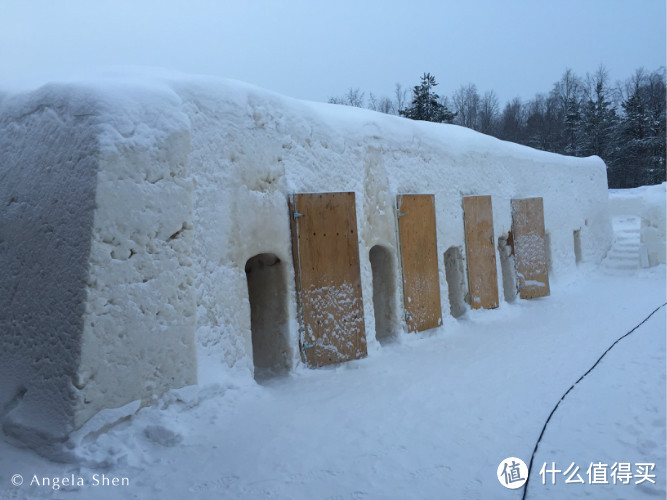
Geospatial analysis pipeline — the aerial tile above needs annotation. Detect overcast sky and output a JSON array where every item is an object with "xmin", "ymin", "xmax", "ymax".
[{"xmin": 1, "ymin": 0, "xmax": 665, "ymax": 105}]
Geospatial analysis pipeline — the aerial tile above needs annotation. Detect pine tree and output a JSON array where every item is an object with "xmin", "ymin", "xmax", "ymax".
[
  {"xmin": 563, "ymin": 95, "xmax": 582, "ymax": 155},
  {"xmin": 644, "ymin": 71, "xmax": 666, "ymax": 185},
  {"xmin": 524, "ymin": 93, "xmax": 560, "ymax": 151},
  {"xmin": 550, "ymin": 69, "xmax": 583, "ymax": 155},
  {"xmin": 617, "ymin": 70, "xmax": 666, "ymax": 187},
  {"xmin": 619, "ymin": 81, "xmax": 648, "ymax": 186},
  {"xmin": 581, "ymin": 69, "xmax": 618, "ymax": 160},
  {"xmin": 400, "ymin": 73, "xmax": 456, "ymax": 123}
]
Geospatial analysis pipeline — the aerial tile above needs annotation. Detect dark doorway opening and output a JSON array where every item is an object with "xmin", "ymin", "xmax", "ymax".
[
  {"xmin": 574, "ymin": 230, "xmax": 582, "ymax": 263},
  {"xmin": 497, "ymin": 235, "xmax": 517, "ymax": 302},
  {"xmin": 444, "ymin": 246, "xmax": 467, "ymax": 318},
  {"xmin": 369, "ymin": 245, "xmax": 398, "ymax": 344},
  {"xmin": 245, "ymin": 253, "xmax": 290, "ymax": 380}
]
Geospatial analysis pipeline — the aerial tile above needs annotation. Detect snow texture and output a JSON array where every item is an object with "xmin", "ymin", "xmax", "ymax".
[
  {"xmin": 0, "ymin": 85, "xmax": 101, "ymax": 447},
  {"xmin": 302, "ymin": 282, "xmax": 365, "ymax": 355},
  {"xmin": 0, "ymin": 70, "xmax": 613, "ymax": 451}
]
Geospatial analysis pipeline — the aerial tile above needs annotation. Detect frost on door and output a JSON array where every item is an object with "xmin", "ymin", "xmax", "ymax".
[
  {"xmin": 289, "ymin": 192, "xmax": 367, "ymax": 367},
  {"xmin": 463, "ymin": 195, "xmax": 499, "ymax": 309},
  {"xmin": 397, "ymin": 194, "xmax": 442, "ymax": 332},
  {"xmin": 511, "ymin": 197, "xmax": 550, "ymax": 299}
]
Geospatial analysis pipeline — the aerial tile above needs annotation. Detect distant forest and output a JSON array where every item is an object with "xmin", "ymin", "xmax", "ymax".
[{"xmin": 328, "ymin": 67, "xmax": 666, "ymax": 189}]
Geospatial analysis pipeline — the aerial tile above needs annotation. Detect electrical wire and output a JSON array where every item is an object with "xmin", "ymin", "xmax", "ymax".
[{"xmin": 522, "ymin": 302, "xmax": 667, "ymax": 500}]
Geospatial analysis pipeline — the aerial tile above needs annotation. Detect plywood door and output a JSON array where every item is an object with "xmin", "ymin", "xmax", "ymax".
[
  {"xmin": 511, "ymin": 197, "xmax": 550, "ymax": 299},
  {"xmin": 397, "ymin": 194, "xmax": 442, "ymax": 332},
  {"xmin": 463, "ymin": 195, "xmax": 499, "ymax": 309},
  {"xmin": 289, "ymin": 192, "xmax": 367, "ymax": 367}
]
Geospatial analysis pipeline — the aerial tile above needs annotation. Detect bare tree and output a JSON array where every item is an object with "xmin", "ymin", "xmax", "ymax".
[
  {"xmin": 452, "ymin": 83, "xmax": 480, "ymax": 130},
  {"xmin": 394, "ymin": 83, "xmax": 408, "ymax": 114},
  {"xmin": 478, "ymin": 90, "xmax": 499, "ymax": 134},
  {"xmin": 376, "ymin": 96, "xmax": 395, "ymax": 115},
  {"xmin": 345, "ymin": 87, "xmax": 365, "ymax": 108},
  {"xmin": 328, "ymin": 87, "xmax": 365, "ymax": 107},
  {"xmin": 367, "ymin": 92, "xmax": 379, "ymax": 111},
  {"xmin": 369, "ymin": 92, "xmax": 396, "ymax": 114},
  {"xmin": 524, "ymin": 93, "xmax": 560, "ymax": 151},
  {"xmin": 498, "ymin": 97, "xmax": 525, "ymax": 143}
]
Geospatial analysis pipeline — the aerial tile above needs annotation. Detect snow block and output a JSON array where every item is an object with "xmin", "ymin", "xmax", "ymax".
[
  {"xmin": 0, "ymin": 81, "xmax": 197, "ymax": 449},
  {"xmin": 0, "ymin": 71, "xmax": 613, "ymax": 451}
]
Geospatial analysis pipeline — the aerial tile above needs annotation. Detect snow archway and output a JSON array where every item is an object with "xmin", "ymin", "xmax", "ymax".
[
  {"xmin": 245, "ymin": 253, "xmax": 290, "ymax": 380},
  {"xmin": 497, "ymin": 235, "xmax": 517, "ymax": 303},
  {"xmin": 574, "ymin": 230, "xmax": 583, "ymax": 263},
  {"xmin": 444, "ymin": 246, "xmax": 467, "ymax": 318},
  {"xmin": 369, "ymin": 245, "xmax": 398, "ymax": 344}
]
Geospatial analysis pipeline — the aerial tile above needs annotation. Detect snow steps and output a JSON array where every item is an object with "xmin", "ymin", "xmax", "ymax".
[{"xmin": 601, "ymin": 216, "xmax": 643, "ymax": 274}]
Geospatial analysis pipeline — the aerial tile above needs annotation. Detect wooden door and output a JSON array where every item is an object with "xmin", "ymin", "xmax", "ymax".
[
  {"xmin": 463, "ymin": 195, "xmax": 499, "ymax": 309},
  {"xmin": 511, "ymin": 197, "xmax": 550, "ymax": 299},
  {"xmin": 289, "ymin": 192, "xmax": 367, "ymax": 367},
  {"xmin": 397, "ymin": 194, "xmax": 442, "ymax": 332}
]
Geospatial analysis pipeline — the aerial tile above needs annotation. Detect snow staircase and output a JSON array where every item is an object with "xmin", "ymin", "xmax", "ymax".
[{"xmin": 601, "ymin": 216, "xmax": 644, "ymax": 275}]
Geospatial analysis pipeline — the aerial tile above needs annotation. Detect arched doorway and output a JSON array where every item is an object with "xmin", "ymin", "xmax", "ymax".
[
  {"xmin": 444, "ymin": 246, "xmax": 467, "ymax": 317},
  {"xmin": 245, "ymin": 253, "xmax": 290, "ymax": 380},
  {"xmin": 369, "ymin": 245, "xmax": 398, "ymax": 344},
  {"xmin": 497, "ymin": 235, "xmax": 517, "ymax": 303}
]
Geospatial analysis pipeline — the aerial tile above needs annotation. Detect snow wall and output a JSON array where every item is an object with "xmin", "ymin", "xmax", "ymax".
[
  {"xmin": 609, "ymin": 183, "xmax": 666, "ymax": 266},
  {"xmin": 0, "ymin": 73, "xmax": 613, "ymax": 449}
]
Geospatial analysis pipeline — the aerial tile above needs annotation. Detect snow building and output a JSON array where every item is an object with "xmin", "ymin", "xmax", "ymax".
[{"xmin": 0, "ymin": 73, "xmax": 613, "ymax": 448}]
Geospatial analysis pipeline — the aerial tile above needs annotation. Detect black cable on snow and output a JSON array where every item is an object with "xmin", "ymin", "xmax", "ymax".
[{"xmin": 521, "ymin": 302, "xmax": 667, "ymax": 500}]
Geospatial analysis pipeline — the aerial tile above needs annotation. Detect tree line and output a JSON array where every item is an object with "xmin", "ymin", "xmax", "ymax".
[{"xmin": 328, "ymin": 67, "xmax": 666, "ymax": 188}]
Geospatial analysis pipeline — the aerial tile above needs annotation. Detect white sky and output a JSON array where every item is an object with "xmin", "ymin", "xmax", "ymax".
[{"xmin": 1, "ymin": 0, "xmax": 665, "ymax": 104}]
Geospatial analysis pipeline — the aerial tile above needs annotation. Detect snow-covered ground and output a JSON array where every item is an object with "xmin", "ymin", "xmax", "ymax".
[{"xmin": 1, "ymin": 204, "xmax": 665, "ymax": 500}]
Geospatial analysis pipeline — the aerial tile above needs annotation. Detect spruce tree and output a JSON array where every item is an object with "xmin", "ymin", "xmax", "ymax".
[
  {"xmin": 581, "ymin": 78, "xmax": 617, "ymax": 159},
  {"xmin": 550, "ymin": 69, "xmax": 583, "ymax": 155},
  {"xmin": 400, "ymin": 73, "xmax": 456, "ymax": 123},
  {"xmin": 619, "ymin": 82, "xmax": 648, "ymax": 186},
  {"xmin": 618, "ymin": 72, "xmax": 666, "ymax": 187}
]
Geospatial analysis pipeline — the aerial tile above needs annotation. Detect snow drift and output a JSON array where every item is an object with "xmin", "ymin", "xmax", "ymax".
[{"xmin": 0, "ymin": 71, "xmax": 613, "ymax": 450}]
